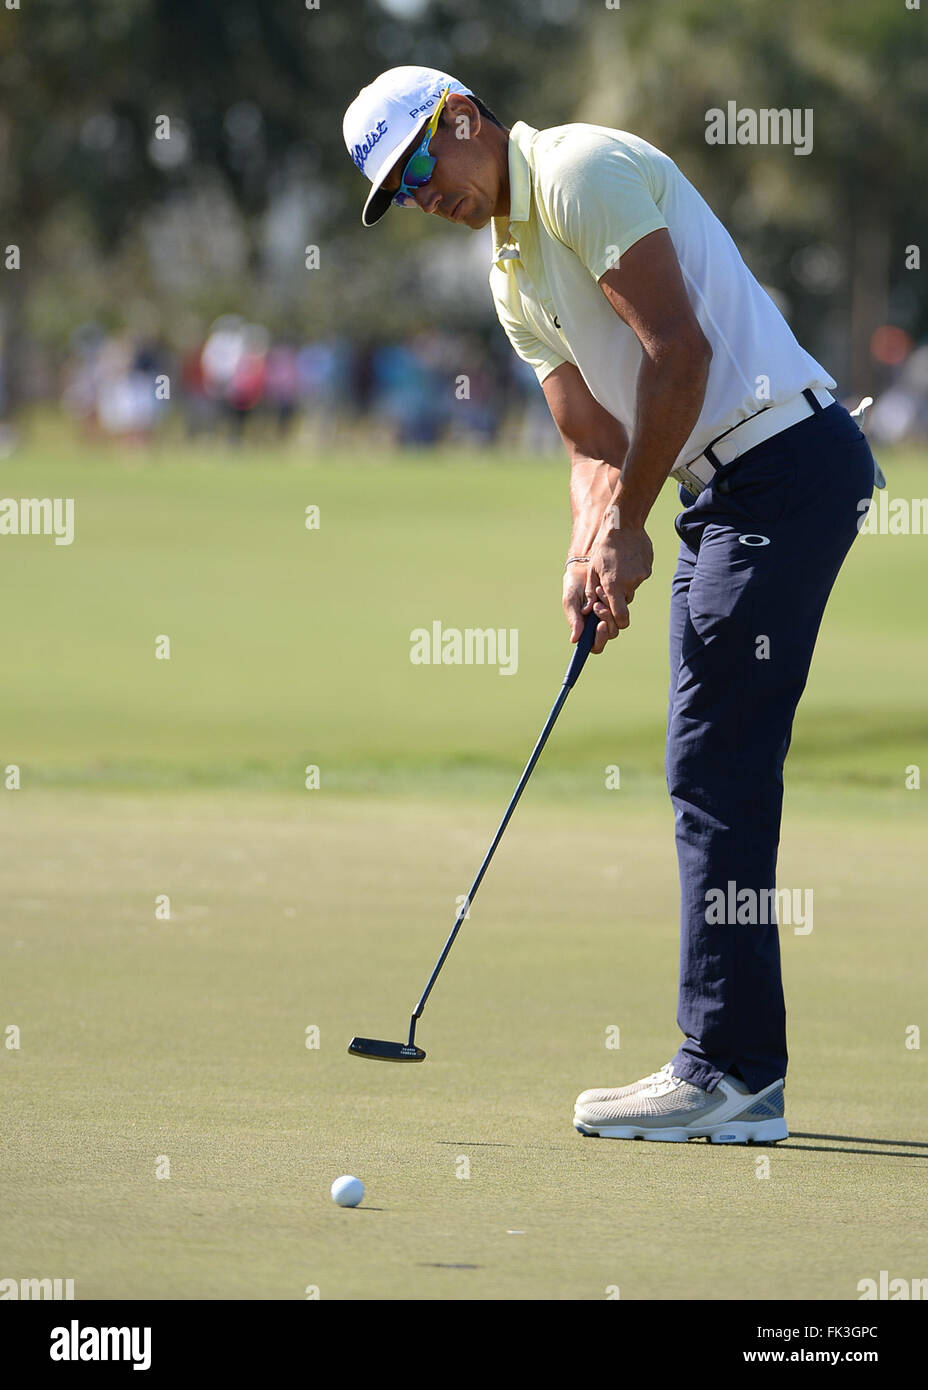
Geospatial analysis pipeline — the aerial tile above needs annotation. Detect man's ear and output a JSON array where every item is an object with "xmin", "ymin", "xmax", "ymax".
[{"xmin": 445, "ymin": 93, "xmax": 480, "ymax": 143}]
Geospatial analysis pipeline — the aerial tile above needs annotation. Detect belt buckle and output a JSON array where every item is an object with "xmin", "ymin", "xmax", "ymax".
[{"xmin": 675, "ymin": 464, "xmax": 708, "ymax": 498}]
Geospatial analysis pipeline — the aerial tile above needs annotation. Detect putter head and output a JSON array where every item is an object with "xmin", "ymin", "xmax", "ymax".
[{"xmin": 348, "ymin": 1036, "xmax": 426, "ymax": 1063}]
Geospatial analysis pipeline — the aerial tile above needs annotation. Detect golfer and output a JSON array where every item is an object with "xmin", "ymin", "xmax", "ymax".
[{"xmin": 343, "ymin": 67, "xmax": 879, "ymax": 1143}]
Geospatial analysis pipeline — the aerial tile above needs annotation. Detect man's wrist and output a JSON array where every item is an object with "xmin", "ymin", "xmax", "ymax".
[
  {"xmin": 606, "ymin": 448, "xmax": 671, "ymax": 532},
  {"xmin": 602, "ymin": 492, "xmax": 649, "ymax": 533}
]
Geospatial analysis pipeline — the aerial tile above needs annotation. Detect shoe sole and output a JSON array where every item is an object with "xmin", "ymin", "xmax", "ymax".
[{"xmin": 573, "ymin": 1118, "xmax": 788, "ymax": 1144}]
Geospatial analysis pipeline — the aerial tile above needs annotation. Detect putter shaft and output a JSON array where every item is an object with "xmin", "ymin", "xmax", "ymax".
[{"xmin": 406, "ymin": 612, "xmax": 599, "ymax": 1046}]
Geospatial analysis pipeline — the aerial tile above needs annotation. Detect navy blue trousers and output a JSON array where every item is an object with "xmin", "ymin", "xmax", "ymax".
[{"xmin": 666, "ymin": 401, "xmax": 876, "ymax": 1094}]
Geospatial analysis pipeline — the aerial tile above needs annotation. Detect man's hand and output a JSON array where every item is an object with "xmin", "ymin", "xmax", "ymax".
[
  {"xmin": 583, "ymin": 523, "xmax": 653, "ymax": 654},
  {"xmin": 563, "ymin": 559, "xmax": 592, "ymax": 644}
]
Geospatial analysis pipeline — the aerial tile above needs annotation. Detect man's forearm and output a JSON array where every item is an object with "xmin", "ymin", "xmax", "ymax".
[
  {"xmin": 568, "ymin": 455, "xmax": 623, "ymax": 557},
  {"xmin": 608, "ymin": 342, "xmax": 711, "ymax": 530}
]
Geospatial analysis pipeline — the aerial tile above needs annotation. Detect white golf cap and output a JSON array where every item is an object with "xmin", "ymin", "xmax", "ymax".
[{"xmin": 343, "ymin": 65, "xmax": 474, "ymax": 227}]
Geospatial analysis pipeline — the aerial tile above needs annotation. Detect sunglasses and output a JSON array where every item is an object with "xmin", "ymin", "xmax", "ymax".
[{"xmin": 392, "ymin": 86, "xmax": 450, "ymax": 208}]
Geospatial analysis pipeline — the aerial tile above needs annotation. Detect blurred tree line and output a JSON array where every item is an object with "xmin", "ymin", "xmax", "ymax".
[{"xmin": 0, "ymin": 0, "xmax": 925, "ymax": 414}]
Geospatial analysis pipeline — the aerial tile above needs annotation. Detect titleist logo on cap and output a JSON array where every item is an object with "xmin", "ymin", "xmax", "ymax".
[{"xmin": 352, "ymin": 119, "xmax": 388, "ymax": 172}]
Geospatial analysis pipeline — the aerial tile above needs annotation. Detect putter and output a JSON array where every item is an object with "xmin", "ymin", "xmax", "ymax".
[{"xmin": 348, "ymin": 610, "xmax": 600, "ymax": 1063}]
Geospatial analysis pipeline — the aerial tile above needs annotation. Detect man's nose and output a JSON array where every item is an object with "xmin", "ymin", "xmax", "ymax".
[{"xmin": 416, "ymin": 184, "xmax": 443, "ymax": 215}]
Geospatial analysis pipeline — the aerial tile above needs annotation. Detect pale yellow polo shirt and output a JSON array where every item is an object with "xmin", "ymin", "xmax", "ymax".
[{"xmin": 489, "ymin": 121, "xmax": 834, "ymax": 468}]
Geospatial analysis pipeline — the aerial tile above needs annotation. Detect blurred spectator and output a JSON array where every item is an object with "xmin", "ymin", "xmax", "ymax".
[
  {"xmin": 62, "ymin": 326, "xmax": 166, "ymax": 445},
  {"xmin": 225, "ymin": 324, "xmax": 269, "ymax": 441},
  {"xmin": 61, "ymin": 324, "xmax": 106, "ymax": 436},
  {"xmin": 264, "ymin": 341, "xmax": 301, "ymax": 436},
  {"xmin": 298, "ymin": 339, "xmax": 353, "ymax": 445},
  {"xmin": 201, "ymin": 315, "xmax": 247, "ymax": 402},
  {"xmin": 180, "ymin": 336, "xmax": 215, "ymax": 438},
  {"xmin": 372, "ymin": 338, "xmax": 445, "ymax": 445},
  {"xmin": 95, "ymin": 336, "xmax": 162, "ymax": 444}
]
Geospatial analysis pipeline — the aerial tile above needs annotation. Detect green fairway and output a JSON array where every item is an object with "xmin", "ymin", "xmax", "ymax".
[
  {"xmin": 1, "ymin": 424, "xmax": 926, "ymax": 1300},
  {"xmin": 1, "ymin": 421, "xmax": 926, "ymax": 791},
  {"xmin": 2, "ymin": 786, "xmax": 926, "ymax": 1300}
]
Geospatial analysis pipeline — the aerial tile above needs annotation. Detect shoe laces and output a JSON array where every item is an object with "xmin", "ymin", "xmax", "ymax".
[
  {"xmin": 647, "ymin": 1062, "xmax": 675, "ymax": 1085},
  {"xmin": 651, "ymin": 1071, "xmax": 684, "ymax": 1092}
]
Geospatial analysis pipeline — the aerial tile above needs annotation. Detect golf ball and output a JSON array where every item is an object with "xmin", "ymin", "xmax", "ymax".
[{"xmin": 330, "ymin": 1175, "xmax": 364, "ymax": 1208}]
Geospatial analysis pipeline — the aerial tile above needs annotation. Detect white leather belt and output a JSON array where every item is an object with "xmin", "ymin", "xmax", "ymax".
[{"xmin": 672, "ymin": 388, "xmax": 835, "ymax": 497}]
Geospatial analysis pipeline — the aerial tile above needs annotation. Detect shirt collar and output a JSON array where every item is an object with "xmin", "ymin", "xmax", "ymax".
[{"xmin": 491, "ymin": 121, "xmax": 536, "ymax": 268}]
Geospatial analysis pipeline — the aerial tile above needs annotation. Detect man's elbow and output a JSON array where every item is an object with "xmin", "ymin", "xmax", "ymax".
[
  {"xmin": 656, "ymin": 326, "xmax": 712, "ymax": 389},
  {"xmin": 650, "ymin": 324, "xmax": 711, "ymax": 371},
  {"xmin": 681, "ymin": 325, "xmax": 712, "ymax": 376}
]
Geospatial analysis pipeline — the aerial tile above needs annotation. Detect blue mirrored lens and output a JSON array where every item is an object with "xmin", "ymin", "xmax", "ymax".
[{"xmin": 403, "ymin": 153, "xmax": 435, "ymax": 187}]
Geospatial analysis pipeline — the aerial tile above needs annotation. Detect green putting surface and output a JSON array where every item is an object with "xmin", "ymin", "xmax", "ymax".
[
  {"xmin": 1, "ymin": 786, "xmax": 926, "ymax": 1300},
  {"xmin": 0, "ymin": 427, "xmax": 925, "ymax": 1299}
]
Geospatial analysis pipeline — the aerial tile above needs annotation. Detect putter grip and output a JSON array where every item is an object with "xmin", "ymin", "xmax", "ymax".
[{"xmin": 563, "ymin": 611, "xmax": 599, "ymax": 688}]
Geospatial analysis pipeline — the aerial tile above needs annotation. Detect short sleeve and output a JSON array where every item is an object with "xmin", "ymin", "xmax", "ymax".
[
  {"xmin": 490, "ymin": 267, "xmax": 569, "ymax": 386},
  {"xmin": 536, "ymin": 131, "xmax": 669, "ymax": 282}
]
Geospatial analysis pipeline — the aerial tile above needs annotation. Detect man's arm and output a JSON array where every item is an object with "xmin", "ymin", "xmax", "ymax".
[
  {"xmin": 540, "ymin": 230, "xmax": 711, "ymax": 655},
  {"xmin": 588, "ymin": 229, "xmax": 712, "ymax": 646},
  {"xmin": 599, "ymin": 228, "xmax": 712, "ymax": 530},
  {"xmin": 541, "ymin": 362, "xmax": 627, "ymax": 648}
]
